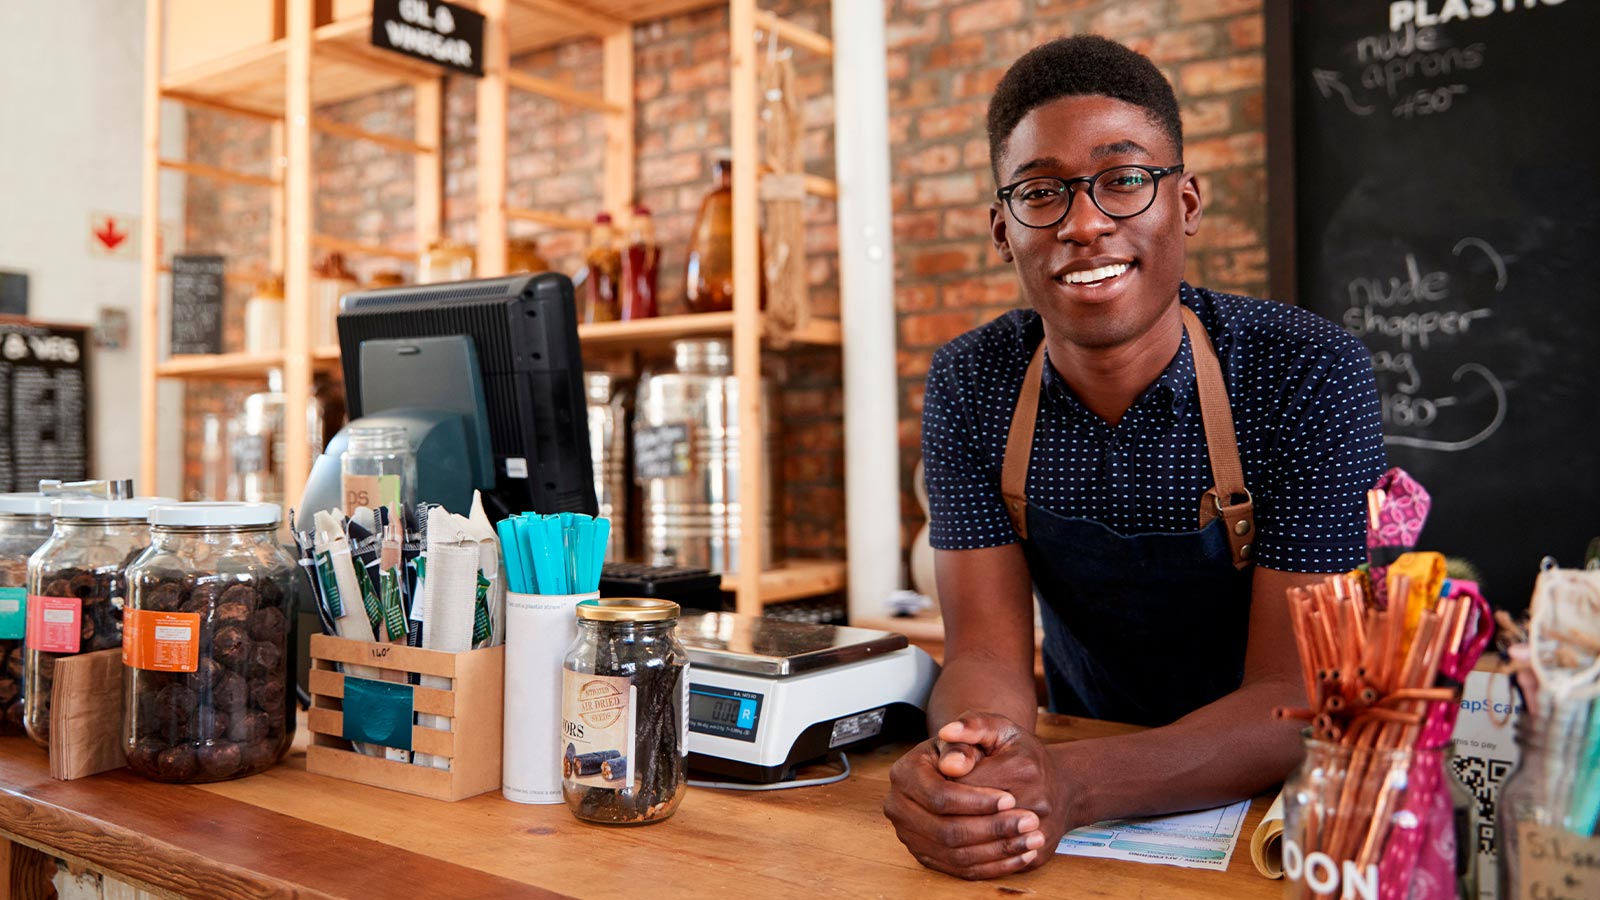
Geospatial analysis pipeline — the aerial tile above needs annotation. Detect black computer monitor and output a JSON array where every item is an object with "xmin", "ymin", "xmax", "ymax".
[{"xmin": 334, "ymin": 273, "xmax": 596, "ymax": 521}]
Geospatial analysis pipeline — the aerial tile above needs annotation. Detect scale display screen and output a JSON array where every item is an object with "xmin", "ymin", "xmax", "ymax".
[{"xmin": 688, "ymin": 684, "xmax": 762, "ymax": 742}]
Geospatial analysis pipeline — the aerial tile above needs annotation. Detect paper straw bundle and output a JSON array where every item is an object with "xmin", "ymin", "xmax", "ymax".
[
  {"xmin": 1276, "ymin": 552, "xmax": 1493, "ymax": 892},
  {"xmin": 498, "ymin": 512, "xmax": 610, "ymax": 805}
]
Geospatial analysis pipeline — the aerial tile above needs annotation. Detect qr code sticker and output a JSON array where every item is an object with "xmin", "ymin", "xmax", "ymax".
[{"xmin": 1451, "ymin": 753, "xmax": 1515, "ymax": 854}]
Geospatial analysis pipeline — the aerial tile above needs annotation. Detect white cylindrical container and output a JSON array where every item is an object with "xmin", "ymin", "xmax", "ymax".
[{"xmin": 502, "ymin": 590, "xmax": 598, "ymax": 804}]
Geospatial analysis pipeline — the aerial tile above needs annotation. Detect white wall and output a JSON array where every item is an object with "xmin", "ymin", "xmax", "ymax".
[{"xmin": 0, "ymin": 0, "xmax": 185, "ymax": 491}]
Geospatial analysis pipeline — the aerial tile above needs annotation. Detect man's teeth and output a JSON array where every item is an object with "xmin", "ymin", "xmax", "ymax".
[{"xmin": 1059, "ymin": 263, "xmax": 1130, "ymax": 285}]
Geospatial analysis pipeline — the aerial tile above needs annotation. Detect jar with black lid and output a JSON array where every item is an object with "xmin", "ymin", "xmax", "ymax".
[
  {"xmin": 0, "ymin": 493, "xmax": 53, "ymax": 736},
  {"xmin": 23, "ymin": 496, "xmax": 164, "ymax": 747},
  {"xmin": 123, "ymin": 502, "xmax": 297, "ymax": 783},
  {"xmin": 562, "ymin": 597, "xmax": 688, "ymax": 825}
]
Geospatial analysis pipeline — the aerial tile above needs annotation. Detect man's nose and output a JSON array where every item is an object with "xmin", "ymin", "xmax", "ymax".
[{"xmin": 1054, "ymin": 186, "xmax": 1115, "ymax": 245}]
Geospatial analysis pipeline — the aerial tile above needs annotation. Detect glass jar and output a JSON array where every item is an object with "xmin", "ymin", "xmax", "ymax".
[
  {"xmin": 123, "ymin": 502, "xmax": 297, "ymax": 783},
  {"xmin": 228, "ymin": 369, "xmax": 325, "ymax": 506},
  {"xmin": 312, "ymin": 253, "xmax": 359, "ymax": 348},
  {"xmin": 419, "ymin": 239, "xmax": 475, "ymax": 284},
  {"xmin": 1496, "ymin": 705, "xmax": 1600, "ymax": 899},
  {"xmin": 581, "ymin": 213, "xmax": 622, "ymax": 324},
  {"xmin": 23, "ymin": 497, "xmax": 164, "ymax": 747},
  {"xmin": 243, "ymin": 276, "xmax": 285, "ymax": 354},
  {"xmin": 0, "ymin": 493, "xmax": 53, "ymax": 736},
  {"xmin": 1281, "ymin": 734, "xmax": 1459, "ymax": 900},
  {"xmin": 562, "ymin": 598, "xmax": 688, "ymax": 825},
  {"xmin": 340, "ymin": 425, "xmax": 415, "ymax": 517},
  {"xmin": 507, "ymin": 237, "xmax": 551, "ymax": 275}
]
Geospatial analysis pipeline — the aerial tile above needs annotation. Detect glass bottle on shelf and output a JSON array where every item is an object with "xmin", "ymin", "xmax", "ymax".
[
  {"xmin": 243, "ymin": 276, "xmax": 285, "ymax": 354},
  {"xmin": 622, "ymin": 205, "xmax": 660, "ymax": 321},
  {"xmin": 685, "ymin": 152, "xmax": 735, "ymax": 314},
  {"xmin": 367, "ymin": 270, "xmax": 407, "ymax": 288},
  {"xmin": 581, "ymin": 213, "xmax": 622, "ymax": 324},
  {"xmin": 226, "ymin": 370, "xmax": 324, "ymax": 506},
  {"xmin": 312, "ymin": 253, "xmax": 359, "ymax": 348},
  {"xmin": 340, "ymin": 426, "xmax": 415, "ymax": 519},
  {"xmin": 507, "ymin": 237, "xmax": 551, "ymax": 275},
  {"xmin": 419, "ymin": 239, "xmax": 475, "ymax": 284}
]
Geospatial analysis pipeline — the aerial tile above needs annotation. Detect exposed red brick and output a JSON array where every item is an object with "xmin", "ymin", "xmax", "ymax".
[
  {"xmin": 1227, "ymin": 14, "xmax": 1265, "ymax": 50},
  {"xmin": 1186, "ymin": 131, "xmax": 1266, "ymax": 172},
  {"xmin": 1176, "ymin": 0, "xmax": 1261, "ymax": 23},
  {"xmin": 911, "ymin": 171, "xmax": 984, "ymax": 208},
  {"xmin": 1181, "ymin": 98, "xmax": 1233, "ymax": 137},
  {"xmin": 926, "ymin": 35, "xmax": 987, "ymax": 71},
  {"xmin": 909, "ymin": 246, "xmax": 980, "ymax": 277},
  {"xmin": 950, "ymin": 0, "xmax": 1025, "ymax": 36}
]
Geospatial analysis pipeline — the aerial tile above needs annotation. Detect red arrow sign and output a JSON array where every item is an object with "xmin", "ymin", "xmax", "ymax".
[{"xmin": 93, "ymin": 217, "xmax": 128, "ymax": 252}]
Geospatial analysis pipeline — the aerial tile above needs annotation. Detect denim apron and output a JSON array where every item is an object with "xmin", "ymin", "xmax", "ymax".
[{"xmin": 1000, "ymin": 308, "xmax": 1256, "ymax": 727}]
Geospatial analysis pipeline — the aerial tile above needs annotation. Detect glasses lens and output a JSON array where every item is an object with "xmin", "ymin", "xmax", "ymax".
[
  {"xmin": 1091, "ymin": 167, "xmax": 1158, "ymax": 217},
  {"xmin": 1009, "ymin": 178, "xmax": 1070, "ymax": 228}
]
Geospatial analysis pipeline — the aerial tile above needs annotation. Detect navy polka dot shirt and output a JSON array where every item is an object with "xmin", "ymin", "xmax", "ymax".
[{"xmin": 922, "ymin": 283, "xmax": 1388, "ymax": 573}]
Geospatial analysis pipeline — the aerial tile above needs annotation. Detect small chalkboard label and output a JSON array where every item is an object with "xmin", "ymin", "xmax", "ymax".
[
  {"xmin": 169, "ymin": 254, "xmax": 224, "ymax": 356},
  {"xmin": 370, "ymin": 0, "xmax": 484, "ymax": 78},
  {"xmin": 634, "ymin": 423, "xmax": 692, "ymax": 482}
]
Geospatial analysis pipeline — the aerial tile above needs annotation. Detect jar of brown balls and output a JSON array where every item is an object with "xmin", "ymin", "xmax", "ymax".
[
  {"xmin": 123, "ymin": 502, "xmax": 296, "ymax": 783},
  {"xmin": 0, "ymin": 493, "xmax": 54, "ymax": 736},
  {"xmin": 23, "ymin": 496, "xmax": 166, "ymax": 747}
]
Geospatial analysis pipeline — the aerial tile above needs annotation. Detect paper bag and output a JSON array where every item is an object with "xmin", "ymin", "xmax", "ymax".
[{"xmin": 48, "ymin": 648, "xmax": 127, "ymax": 780}]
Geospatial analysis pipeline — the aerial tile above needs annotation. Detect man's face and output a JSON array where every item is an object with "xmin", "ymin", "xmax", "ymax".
[{"xmin": 990, "ymin": 94, "xmax": 1201, "ymax": 351}]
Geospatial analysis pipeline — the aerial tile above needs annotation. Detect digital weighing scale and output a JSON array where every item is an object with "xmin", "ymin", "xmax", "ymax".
[{"xmin": 679, "ymin": 612, "xmax": 939, "ymax": 783}]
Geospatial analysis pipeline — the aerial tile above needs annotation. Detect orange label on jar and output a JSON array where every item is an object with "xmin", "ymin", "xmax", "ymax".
[
  {"xmin": 25, "ymin": 595, "xmax": 81, "ymax": 653},
  {"xmin": 123, "ymin": 609, "xmax": 201, "ymax": 673}
]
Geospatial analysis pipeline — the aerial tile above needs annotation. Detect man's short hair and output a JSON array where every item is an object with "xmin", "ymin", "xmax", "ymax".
[{"xmin": 987, "ymin": 35, "xmax": 1184, "ymax": 182}]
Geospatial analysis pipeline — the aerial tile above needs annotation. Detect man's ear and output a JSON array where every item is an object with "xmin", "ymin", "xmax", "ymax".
[
  {"xmin": 1181, "ymin": 172, "xmax": 1204, "ymax": 237},
  {"xmin": 990, "ymin": 203, "xmax": 1014, "ymax": 263}
]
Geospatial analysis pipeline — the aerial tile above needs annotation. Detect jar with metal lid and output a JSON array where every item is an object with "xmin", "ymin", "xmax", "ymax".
[
  {"xmin": 419, "ymin": 239, "xmax": 475, "ymax": 284},
  {"xmin": 23, "ymin": 496, "xmax": 166, "ymax": 747},
  {"xmin": 562, "ymin": 598, "xmax": 688, "ymax": 825},
  {"xmin": 123, "ymin": 502, "xmax": 297, "ymax": 783},
  {"xmin": 1496, "ymin": 704, "xmax": 1600, "ymax": 899},
  {"xmin": 0, "ymin": 493, "xmax": 53, "ymax": 735},
  {"xmin": 586, "ymin": 372, "xmax": 629, "ymax": 562},
  {"xmin": 243, "ymin": 276, "xmax": 285, "ymax": 354}
]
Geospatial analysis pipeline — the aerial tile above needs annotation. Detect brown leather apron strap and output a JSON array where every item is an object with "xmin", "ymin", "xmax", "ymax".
[
  {"xmin": 1000, "ymin": 345, "xmax": 1046, "ymax": 540},
  {"xmin": 999, "ymin": 308, "xmax": 1256, "ymax": 568},
  {"xmin": 1182, "ymin": 306, "xmax": 1256, "ymax": 569}
]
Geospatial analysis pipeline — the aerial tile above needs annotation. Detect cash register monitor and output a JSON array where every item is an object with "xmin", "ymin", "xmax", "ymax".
[{"xmin": 332, "ymin": 272, "xmax": 596, "ymax": 521}]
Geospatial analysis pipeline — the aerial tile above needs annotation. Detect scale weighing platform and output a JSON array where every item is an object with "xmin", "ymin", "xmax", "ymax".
[{"xmin": 679, "ymin": 612, "xmax": 938, "ymax": 783}]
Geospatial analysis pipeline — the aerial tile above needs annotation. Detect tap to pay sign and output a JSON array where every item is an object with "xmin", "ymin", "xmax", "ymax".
[{"xmin": 1343, "ymin": 238, "xmax": 1509, "ymax": 452}]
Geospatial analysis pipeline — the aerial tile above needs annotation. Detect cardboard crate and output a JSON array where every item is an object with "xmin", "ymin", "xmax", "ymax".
[{"xmin": 306, "ymin": 634, "xmax": 504, "ymax": 802}]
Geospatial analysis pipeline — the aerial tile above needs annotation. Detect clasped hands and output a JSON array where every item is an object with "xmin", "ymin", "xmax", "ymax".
[{"xmin": 883, "ymin": 711, "xmax": 1081, "ymax": 880}]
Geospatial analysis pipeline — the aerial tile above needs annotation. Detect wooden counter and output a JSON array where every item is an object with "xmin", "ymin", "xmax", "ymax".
[{"xmin": 0, "ymin": 715, "xmax": 1282, "ymax": 899}]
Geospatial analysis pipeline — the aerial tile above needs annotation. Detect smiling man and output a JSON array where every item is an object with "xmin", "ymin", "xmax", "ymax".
[{"xmin": 883, "ymin": 36, "xmax": 1388, "ymax": 879}]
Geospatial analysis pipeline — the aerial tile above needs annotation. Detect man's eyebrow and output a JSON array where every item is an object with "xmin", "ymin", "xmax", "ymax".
[
  {"xmin": 1008, "ymin": 156, "xmax": 1061, "ymax": 180},
  {"xmin": 1091, "ymin": 140, "xmax": 1151, "ymax": 160}
]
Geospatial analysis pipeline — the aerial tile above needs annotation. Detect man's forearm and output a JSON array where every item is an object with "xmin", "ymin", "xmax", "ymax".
[
  {"xmin": 1049, "ymin": 676, "xmax": 1304, "ymax": 826},
  {"xmin": 928, "ymin": 651, "xmax": 1038, "ymax": 732}
]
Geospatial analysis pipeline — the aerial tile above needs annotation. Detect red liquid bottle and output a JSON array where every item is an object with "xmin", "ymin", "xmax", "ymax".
[{"xmin": 622, "ymin": 205, "xmax": 659, "ymax": 320}]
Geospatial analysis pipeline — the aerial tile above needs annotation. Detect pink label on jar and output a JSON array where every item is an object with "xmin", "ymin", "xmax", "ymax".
[{"xmin": 25, "ymin": 595, "xmax": 81, "ymax": 654}]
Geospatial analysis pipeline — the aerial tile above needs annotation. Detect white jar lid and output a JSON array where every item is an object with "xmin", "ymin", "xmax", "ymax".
[
  {"xmin": 0, "ymin": 493, "xmax": 53, "ymax": 516},
  {"xmin": 148, "ymin": 501, "xmax": 282, "ymax": 528},
  {"xmin": 52, "ymin": 496, "xmax": 174, "ymax": 521}
]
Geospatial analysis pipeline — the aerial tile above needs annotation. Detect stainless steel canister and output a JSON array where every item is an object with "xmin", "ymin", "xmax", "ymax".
[
  {"xmin": 634, "ymin": 339, "xmax": 775, "ymax": 574},
  {"xmin": 586, "ymin": 372, "xmax": 629, "ymax": 562}
]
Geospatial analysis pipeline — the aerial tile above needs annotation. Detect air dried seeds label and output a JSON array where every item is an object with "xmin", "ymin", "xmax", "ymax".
[
  {"xmin": 0, "ymin": 587, "xmax": 25, "ymax": 639},
  {"xmin": 562, "ymin": 671, "xmax": 637, "ymax": 792},
  {"xmin": 123, "ymin": 608, "xmax": 201, "ymax": 673},
  {"xmin": 25, "ymin": 595, "xmax": 81, "ymax": 653}
]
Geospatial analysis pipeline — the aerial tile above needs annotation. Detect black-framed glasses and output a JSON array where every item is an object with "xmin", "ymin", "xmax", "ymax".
[{"xmin": 996, "ymin": 164, "xmax": 1185, "ymax": 229}]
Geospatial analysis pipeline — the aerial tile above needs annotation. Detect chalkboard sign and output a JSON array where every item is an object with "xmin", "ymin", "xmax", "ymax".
[
  {"xmin": 169, "ymin": 254, "xmax": 224, "ymax": 355},
  {"xmin": 0, "ymin": 321, "xmax": 90, "ymax": 492},
  {"xmin": 634, "ymin": 423, "xmax": 691, "ymax": 482},
  {"xmin": 1289, "ymin": 1, "xmax": 1600, "ymax": 607}
]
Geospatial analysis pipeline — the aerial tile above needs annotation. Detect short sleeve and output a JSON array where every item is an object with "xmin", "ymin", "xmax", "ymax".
[
  {"xmin": 1251, "ymin": 338, "xmax": 1388, "ymax": 573},
  {"xmin": 922, "ymin": 347, "xmax": 1019, "ymax": 550}
]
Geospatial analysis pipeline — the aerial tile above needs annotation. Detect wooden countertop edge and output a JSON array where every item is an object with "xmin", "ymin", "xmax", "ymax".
[{"xmin": 0, "ymin": 747, "xmax": 564, "ymax": 900}]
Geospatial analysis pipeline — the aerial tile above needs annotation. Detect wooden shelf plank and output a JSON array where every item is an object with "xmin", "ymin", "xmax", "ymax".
[
  {"xmin": 721, "ymin": 559, "xmax": 847, "ymax": 604},
  {"xmin": 158, "ymin": 159, "xmax": 278, "ymax": 188},
  {"xmin": 156, "ymin": 352, "xmax": 283, "ymax": 380},
  {"xmin": 505, "ymin": 70, "xmax": 623, "ymax": 114},
  {"xmin": 505, "ymin": 206, "xmax": 593, "ymax": 232},
  {"xmin": 751, "ymin": 9, "xmax": 833, "ymax": 58},
  {"xmin": 311, "ymin": 234, "xmax": 415, "ymax": 261},
  {"xmin": 577, "ymin": 311, "xmax": 733, "ymax": 345}
]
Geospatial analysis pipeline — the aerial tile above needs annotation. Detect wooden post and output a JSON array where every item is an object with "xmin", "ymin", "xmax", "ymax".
[
  {"xmin": 282, "ymin": 0, "xmax": 314, "ymax": 504},
  {"xmin": 601, "ymin": 27, "xmax": 634, "ymax": 218},
  {"xmin": 415, "ymin": 78, "xmax": 443, "ymax": 250},
  {"xmin": 476, "ymin": 0, "xmax": 509, "ymax": 277},
  {"xmin": 270, "ymin": 121, "xmax": 285, "ymax": 274},
  {"xmin": 729, "ymin": 0, "xmax": 764, "ymax": 616},
  {"xmin": 138, "ymin": 0, "xmax": 163, "ymax": 493}
]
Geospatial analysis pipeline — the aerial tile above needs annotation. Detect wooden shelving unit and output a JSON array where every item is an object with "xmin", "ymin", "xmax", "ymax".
[{"xmin": 140, "ymin": 0, "xmax": 851, "ymax": 616}]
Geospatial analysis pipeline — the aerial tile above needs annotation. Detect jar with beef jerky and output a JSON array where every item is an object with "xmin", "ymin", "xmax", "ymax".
[
  {"xmin": 24, "ymin": 497, "xmax": 164, "ymax": 747},
  {"xmin": 0, "ymin": 494, "xmax": 54, "ymax": 736},
  {"xmin": 561, "ymin": 598, "xmax": 688, "ymax": 825},
  {"xmin": 123, "ymin": 502, "xmax": 296, "ymax": 783}
]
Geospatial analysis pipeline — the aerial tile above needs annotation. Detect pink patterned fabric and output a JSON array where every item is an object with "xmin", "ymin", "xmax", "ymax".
[{"xmin": 1368, "ymin": 468, "xmax": 1432, "ymax": 609}]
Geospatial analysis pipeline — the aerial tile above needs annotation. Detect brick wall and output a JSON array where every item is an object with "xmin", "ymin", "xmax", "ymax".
[{"xmin": 184, "ymin": 0, "xmax": 1268, "ymax": 574}]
